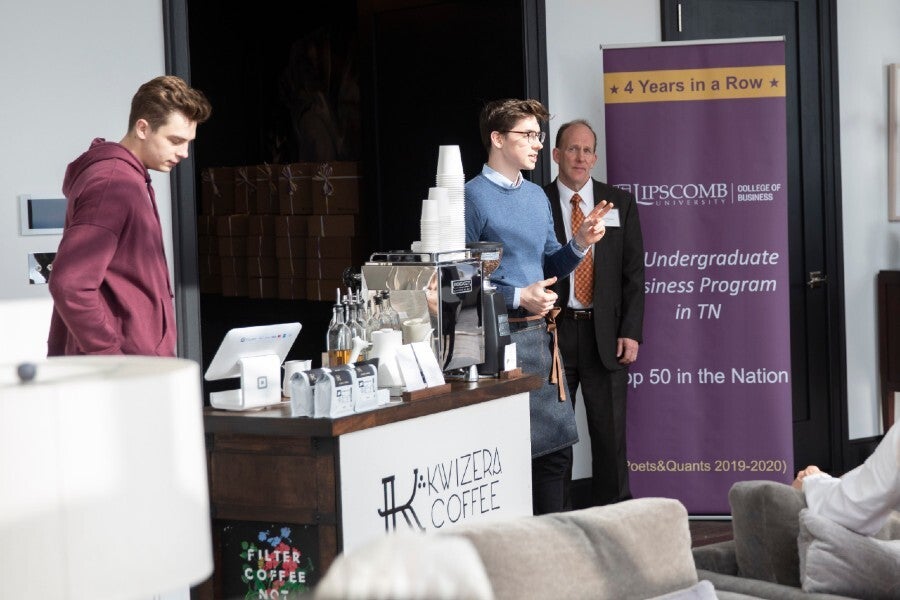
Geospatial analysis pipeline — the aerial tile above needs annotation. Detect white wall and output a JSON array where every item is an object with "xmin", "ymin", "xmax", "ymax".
[
  {"xmin": 835, "ymin": 0, "xmax": 900, "ymax": 438},
  {"xmin": 545, "ymin": 0, "xmax": 894, "ymax": 446},
  {"xmin": 546, "ymin": 0, "xmax": 661, "ymax": 183},
  {"xmin": 0, "ymin": 1, "xmax": 170, "ymax": 360}
]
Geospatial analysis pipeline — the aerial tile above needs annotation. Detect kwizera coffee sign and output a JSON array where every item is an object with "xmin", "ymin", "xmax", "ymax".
[{"xmin": 338, "ymin": 393, "xmax": 532, "ymax": 552}]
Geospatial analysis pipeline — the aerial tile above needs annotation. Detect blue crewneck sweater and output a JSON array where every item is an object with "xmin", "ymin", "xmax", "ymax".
[{"xmin": 465, "ymin": 173, "xmax": 581, "ymax": 308}]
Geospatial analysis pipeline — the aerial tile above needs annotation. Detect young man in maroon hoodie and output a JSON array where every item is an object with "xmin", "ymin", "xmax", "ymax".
[{"xmin": 48, "ymin": 76, "xmax": 211, "ymax": 357}]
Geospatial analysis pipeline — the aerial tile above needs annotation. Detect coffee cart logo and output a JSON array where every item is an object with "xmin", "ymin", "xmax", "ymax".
[
  {"xmin": 378, "ymin": 468, "xmax": 425, "ymax": 533},
  {"xmin": 377, "ymin": 448, "xmax": 504, "ymax": 532}
]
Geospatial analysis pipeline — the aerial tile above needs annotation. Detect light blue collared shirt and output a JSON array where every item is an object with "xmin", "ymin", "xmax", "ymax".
[{"xmin": 481, "ymin": 164, "xmax": 523, "ymax": 189}]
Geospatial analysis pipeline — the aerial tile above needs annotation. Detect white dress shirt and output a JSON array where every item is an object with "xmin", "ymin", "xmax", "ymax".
[{"xmin": 802, "ymin": 422, "xmax": 900, "ymax": 536}]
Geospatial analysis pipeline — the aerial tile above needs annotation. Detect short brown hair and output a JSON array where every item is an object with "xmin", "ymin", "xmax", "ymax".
[
  {"xmin": 478, "ymin": 98, "xmax": 549, "ymax": 152},
  {"xmin": 555, "ymin": 119, "xmax": 597, "ymax": 150},
  {"xmin": 128, "ymin": 75, "xmax": 212, "ymax": 131}
]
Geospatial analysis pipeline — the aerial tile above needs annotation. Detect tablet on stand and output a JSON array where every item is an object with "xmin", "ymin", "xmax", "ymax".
[{"xmin": 204, "ymin": 322, "xmax": 301, "ymax": 411}]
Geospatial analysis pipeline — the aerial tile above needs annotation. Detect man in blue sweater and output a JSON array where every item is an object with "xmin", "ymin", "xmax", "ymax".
[{"xmin": 465, "ymin": 98, "xmax": 611, "ymax": 514}]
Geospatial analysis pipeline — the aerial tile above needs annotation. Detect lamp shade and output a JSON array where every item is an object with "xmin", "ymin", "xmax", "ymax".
[{"xmin": 0, "ymin": 356, "xmax": 213, "ymax": 599}]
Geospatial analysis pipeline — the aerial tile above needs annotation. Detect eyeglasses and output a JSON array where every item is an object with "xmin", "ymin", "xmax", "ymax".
[
  {"xmin": 563, "ymin": 145, "xmax": 596, "ymax": 157},
  {"xmin": 504, "ymin": 130, "xmax": 546, "ymax": 144}
]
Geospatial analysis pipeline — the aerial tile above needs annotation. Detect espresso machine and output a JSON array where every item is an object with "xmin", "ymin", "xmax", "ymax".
[
  {"xmin": 361, "ymin": 250, "xmax": 484, "ymax": 371},
  {"xmin": 466, "ymin": 242, "xmax": 511, "ymax": 376}
]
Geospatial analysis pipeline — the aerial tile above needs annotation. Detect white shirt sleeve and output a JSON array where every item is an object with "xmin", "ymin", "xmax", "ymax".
[{"xmin": 802, "ymin": 422, "xmax": 900, "ymax": 536}]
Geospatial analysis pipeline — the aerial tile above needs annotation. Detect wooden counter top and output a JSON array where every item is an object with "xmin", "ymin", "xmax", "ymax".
[{"xmin": 204, "ymin": 373, "xmax": 542, "ymax": 438}]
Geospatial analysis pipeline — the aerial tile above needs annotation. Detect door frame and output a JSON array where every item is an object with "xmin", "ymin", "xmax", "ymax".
[
  {"xmin": 660, "ymin": 0, "xmax": 851, "ymax": 471},
  {"xmin": 163, "ymin": 0, "xmax": 203, "ymax": 367}
]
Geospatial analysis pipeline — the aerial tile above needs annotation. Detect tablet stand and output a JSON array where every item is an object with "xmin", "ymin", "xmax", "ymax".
[{"xmin": 209, "ymin": 354, "xmax": 282, "ymax": 411}]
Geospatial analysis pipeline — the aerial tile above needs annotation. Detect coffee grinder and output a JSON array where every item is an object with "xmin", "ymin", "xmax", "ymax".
[{"xmin": 467, "ymin": 242, "xmax": 511, "ymax": 376}]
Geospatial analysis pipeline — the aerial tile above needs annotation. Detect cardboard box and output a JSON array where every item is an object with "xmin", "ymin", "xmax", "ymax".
[
  {"xmin": 278, "ymin": 163, "xmax": 313, "ymax": 215},
  {"xmin": 274, "ymin": 215, "xmax": 308, "ymax": 237},
  {"xmin": 198, "ymin": 235, "xmax": 217, "ymax": 255},
  {"xmin": 306, "ymin": 257, "xmax": 351, "ymax": 280},
  {"xmin": 311, "ymin": 162, "xmax": 360, "ymax": 215},
  {"xmin": 307, "ymin": 215, "xmax": 357, "ymax": 237},
  {"xmin": 276, "ymin": 236, "xmax": 306, "ymax": 259},
  {"xmin": 246, "ymin": 235, "xmax": 275, "ymax": 257},
  {"xmin": 278, "ymin": 277, "xmax": 306, "ymax": 300},
  {"xmin": 248, "ymin": 277, "xmax": 278, "ymax": 299},
  {"xmin": 221, "ymin": 276, "xmax": 248, "ymax": 297},
  {"xmin": 234, "ymin": 166, "xmax": 256, "ymax": 214},
  {"xmin": 307, "ymin": 278, "xmax": 344, "ymax": 301},
  {"xmin": 254, "ymin": 163, "xmax": 280, "ymax": 214},
  {"xmin": 248, "ymin": 215, "xmax": 276, "ymax": 237},
  {"xmin": 248, "ymin": 255, "xmax": 278, "ymax": 278},
  {"xmin": 220, "ymin": 256, "xmax": 249, "ymax": 278},
  {"xmin": 197, "ymin": 215, "xmax": 216, "ymax": 236},
  {"xmin": 216, "ymin": 215, "xmax": 249, "ymax": 237},
  {"xmin": 306, "ymin": 236, "xmax": 362, "ymax": 259},
  {"xmin": 218, "ymin": 236, "xmax": 247, "ymax": 257},
  {"xmin": 199, "ymin": 274, "xmax": 221, "ymax": 294},
  {"xmin": 200, "ymin": 167, "xmax": 235, "ymax": 215},
  {"xmin": 198, "ymin": 253, "xmax": 221, "ymax": 276},
  {"xmin": 278, "ymin": 257, "xmax": 307, "ymax": 278}
]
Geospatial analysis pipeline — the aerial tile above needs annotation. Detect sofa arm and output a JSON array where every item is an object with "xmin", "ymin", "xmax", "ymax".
[
  {"xmin": 697, "ymin": 569, "xmax": 853, "ymax": 600},
  {"xmin": 692, "ymin": 540, "xmax": 738, "ymax": 575}
]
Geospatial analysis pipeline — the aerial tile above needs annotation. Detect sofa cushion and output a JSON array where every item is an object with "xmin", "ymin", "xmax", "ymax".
[
  {"xmin": 798, "ymin": 509, "xmax": 900, "ymax": 599},
  {"xmin": 728, "ymin": 480, "xmax": 806, "ymax": 586},
  {"xmin": 453, "ymin": 497, "xmax": 698, "ymax": 600},
  {"xmin": 648, "ymin": 580, "xmax": 717, "ymax": 600}
]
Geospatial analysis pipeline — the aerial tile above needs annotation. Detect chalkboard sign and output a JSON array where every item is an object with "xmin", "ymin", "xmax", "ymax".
[{"xmin": 219, "ymin": 521, "xmax": 318, "ymax": 599}]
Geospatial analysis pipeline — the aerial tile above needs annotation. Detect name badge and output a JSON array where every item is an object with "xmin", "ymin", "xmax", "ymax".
[{"xmin": 603, "ymin": 208, "xmax": 621, "ymax": 228}]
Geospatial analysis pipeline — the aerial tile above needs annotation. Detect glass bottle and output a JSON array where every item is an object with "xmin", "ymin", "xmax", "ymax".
[
  {"xmin": 346, "ymin": 297, "xmax": 366, "ymax": 360},
  {"xmin": 354, "ymin": 294, "xmax": 370, "ymax": 341},
  {"xmin": 328, "ymin": 288, "xmax": 342, "ymax": 328},
  {"xmin": 368, "ymin": 294, "xmax": 385, "ymax": 337},
  {"xmin": 381, "ymin": 291, "xmax": 401, "ymax": 330},
  {"xmin": 326, "ymin": 301, "xmax": 352, "ymax": 367}
]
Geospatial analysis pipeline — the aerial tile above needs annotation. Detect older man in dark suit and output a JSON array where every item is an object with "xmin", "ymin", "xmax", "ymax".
[{"xmin": 544, "ymin": 119, "xmax": 645, "ymax": 506}]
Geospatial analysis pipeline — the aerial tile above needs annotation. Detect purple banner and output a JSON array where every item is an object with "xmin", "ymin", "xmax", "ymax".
[{"xmin": 603, "ymin": 40, "xmax": 792, "ymax": 513}]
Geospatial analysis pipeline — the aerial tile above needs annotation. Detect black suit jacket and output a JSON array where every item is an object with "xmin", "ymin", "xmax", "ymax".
[{"xmin": 544, "ymin": 178, "xmax": 645, "ymax": 371}]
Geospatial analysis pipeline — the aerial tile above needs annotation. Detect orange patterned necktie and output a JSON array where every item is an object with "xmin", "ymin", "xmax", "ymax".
[{"xmin": 570, "ymin": 193, "xmax": 594, "ymax": 305}]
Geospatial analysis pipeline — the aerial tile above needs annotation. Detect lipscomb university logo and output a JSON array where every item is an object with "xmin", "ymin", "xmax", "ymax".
[{"xmin": 616, "ymin": 182, "xmax": 729, "ymax": 208}]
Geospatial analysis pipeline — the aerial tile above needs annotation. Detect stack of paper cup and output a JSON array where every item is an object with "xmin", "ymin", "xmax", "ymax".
[
  {"xmin": 435, "ymin": 145, "xmax": 466, "ymax": 251},
  {"xmin": 420, "ymin": 198, "xmax": 441, "ymax": 252},
  {"xmin": 428, "ymin": 186, "xmax": 450, "ymax": 220}
]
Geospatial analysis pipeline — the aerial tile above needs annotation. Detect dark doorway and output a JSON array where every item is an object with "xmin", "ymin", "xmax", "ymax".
[
  {"xmin": 661, "ymin": 0, "xmax": 847, "ymax": 472},
  {"xmin": 164, "ymin": 0, "xmax": 548, "ymax": 392},
  {"xmin": 186, "ymin": 0, "xmax": 362, "ymax": 392},
  {"xmin": 359, "ymin": 0, "xmax": 548, "ymax": 250}
]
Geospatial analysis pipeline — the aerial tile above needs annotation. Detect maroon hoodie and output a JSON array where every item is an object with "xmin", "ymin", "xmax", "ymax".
[{"xmin": 48, "ymin": 138, "xmax": 176, "ymax": 356}]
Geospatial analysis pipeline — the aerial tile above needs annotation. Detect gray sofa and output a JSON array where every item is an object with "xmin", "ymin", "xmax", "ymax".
[
  {"xmin": 315, "ymin": 497, "xmax": 756, "ymax": 599},
  {"xmin": 692, "ymin": 481, "xmax": 900, "ymax": 599}
]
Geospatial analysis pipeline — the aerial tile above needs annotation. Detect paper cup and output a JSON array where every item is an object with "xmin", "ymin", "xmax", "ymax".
[
  {"xmin": 283, "ymin": 359, "xmax": 312, "ymax": 397},
  {"xmin": 436, "ymin": 145, "xmax": 464, "ymax": 175},
  {"xmin": 421, "ymin": 199, "xmax": 439, "ymax": 221}
]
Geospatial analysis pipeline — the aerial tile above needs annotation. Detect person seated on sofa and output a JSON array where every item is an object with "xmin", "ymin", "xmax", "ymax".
[{"xmin": 792, "ymin": 422, "xmax": 899, "ymax": 536}]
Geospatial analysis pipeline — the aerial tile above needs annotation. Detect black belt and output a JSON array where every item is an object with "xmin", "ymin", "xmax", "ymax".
[{"xmin": 562, "ymin": 307, "xmax": 593, "ymax": 321}]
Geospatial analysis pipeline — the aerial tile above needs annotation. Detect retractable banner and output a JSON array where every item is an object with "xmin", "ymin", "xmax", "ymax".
[{"xmin": 603, "ymin": 39, "xmax": 792, "ymax": 513}]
